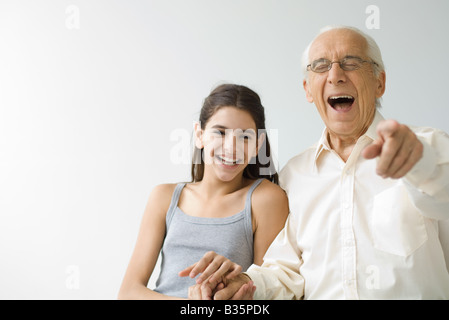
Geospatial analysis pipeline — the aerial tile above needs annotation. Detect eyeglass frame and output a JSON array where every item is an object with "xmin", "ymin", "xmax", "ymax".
[{"xmin": 306, "ymin": 56, "xmax": 379, "ymax": 73}]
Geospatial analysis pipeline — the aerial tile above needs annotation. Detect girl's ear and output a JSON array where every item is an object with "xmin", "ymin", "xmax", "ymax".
[{"xmin": 194, "ymin": 122, "xmax": 204, "ymax": 149}]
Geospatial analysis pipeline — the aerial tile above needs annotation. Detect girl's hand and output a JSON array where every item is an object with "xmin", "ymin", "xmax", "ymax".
[
  {"xmin": 178, "ymin": 251, "xmax": 242, "ymax": 285},
  {"xmin": 187, "ymin": 280, "xmax": 225, "ymax": 300},
  {"xmin": 188, "ymin": 278, "xmax": 255, "ymax": 300}
]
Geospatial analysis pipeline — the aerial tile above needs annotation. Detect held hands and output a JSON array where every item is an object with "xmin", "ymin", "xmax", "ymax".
[
  {"xmin": 178, "ymin": 251, "xmax": 242, "ymax": 285},
  {"xmin": 187, "ymin": 274, "xmax": 255, "ymax": 300},
  {"xmin": 362, "ymin": 119, "xmax": 423, "ymax": 179},
  {"xmin": 178, "ymin": 251, "xmax": 255, "ymax": 300}
]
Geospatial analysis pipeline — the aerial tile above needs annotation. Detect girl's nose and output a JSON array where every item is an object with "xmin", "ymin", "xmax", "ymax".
[{"xmin": 223, "ymin": 131, "xmax": 236, "ymax": 153}]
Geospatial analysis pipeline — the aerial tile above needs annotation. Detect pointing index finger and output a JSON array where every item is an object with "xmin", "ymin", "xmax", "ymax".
[{"xmin": 376, "ymin": 119, "xmax": 401, "ymax": 139}]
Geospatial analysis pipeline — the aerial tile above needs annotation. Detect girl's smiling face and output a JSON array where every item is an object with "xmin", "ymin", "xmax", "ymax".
[{"xmin": 195, "ymin": 106, "xmax": 262, "ymax": 182}]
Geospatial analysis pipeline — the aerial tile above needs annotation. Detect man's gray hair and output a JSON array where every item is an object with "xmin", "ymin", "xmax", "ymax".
[{"xmin": 301, "ymin": 25, "xmax": 385, "ymax": 108}]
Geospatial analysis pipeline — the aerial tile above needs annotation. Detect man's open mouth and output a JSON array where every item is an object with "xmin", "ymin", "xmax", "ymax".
[{"xmin": 328, "ymin": 95, "xmax": 355, "ymax": 111}]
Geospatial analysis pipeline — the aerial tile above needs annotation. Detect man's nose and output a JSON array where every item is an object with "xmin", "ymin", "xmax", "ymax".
[{"xmin": 327, "ymin": 62, "xmax": 347, "ymax": 85}]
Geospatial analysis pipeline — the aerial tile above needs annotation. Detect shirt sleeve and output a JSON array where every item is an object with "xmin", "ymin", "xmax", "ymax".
[
  {"xmin": 404, "ymin": 127, "xmax": 449, "ymax": 220},
  {"xmin": 245, "ymin": 215, "xmax": 305, "ymax": 300}
]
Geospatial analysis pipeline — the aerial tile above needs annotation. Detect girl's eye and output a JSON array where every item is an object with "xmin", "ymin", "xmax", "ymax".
[{"xmin": 212, "ymin": 129, "xmax": 225, "ymax": 136}]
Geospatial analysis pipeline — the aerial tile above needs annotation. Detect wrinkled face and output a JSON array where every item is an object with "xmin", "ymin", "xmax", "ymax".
[
  {"xmin": 195, "ymin": 106, "xmax": 263, "ymax": 182},
  {"xmin": 303, "ymin": 29, "xmax": 386, "ymax": 140}
]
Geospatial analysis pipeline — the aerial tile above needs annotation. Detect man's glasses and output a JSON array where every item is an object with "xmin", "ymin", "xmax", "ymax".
[{"xmin": 307, "ymin": 56, "xmax": 379, "ymax": 73}]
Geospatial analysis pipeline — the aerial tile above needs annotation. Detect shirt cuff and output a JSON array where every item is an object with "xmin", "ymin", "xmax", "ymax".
[{"xmin": 244, "ymin": 268, "xmax": 265, "ymax": 300}]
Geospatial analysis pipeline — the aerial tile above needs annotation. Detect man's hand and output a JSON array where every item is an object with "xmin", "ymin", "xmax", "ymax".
[
  {"xmin": 362, "ymin": 119, "xmax": 423, "ymax": 179},
  {"xmin": 214, "ymin": 273, "xmax": 254, "ymax": 300}
]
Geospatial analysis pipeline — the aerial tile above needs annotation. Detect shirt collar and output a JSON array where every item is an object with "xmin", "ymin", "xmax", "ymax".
[
  {"xmin": 312, "ymin": 128, "xmax": 330, "ymax": 165},
  {"xmin": 312, "ymin": 110, "xmax": 385, "ymax": 171},
  {"xmin": 365, "ymin": 110, "xmax": 384, "ymax": 141}
]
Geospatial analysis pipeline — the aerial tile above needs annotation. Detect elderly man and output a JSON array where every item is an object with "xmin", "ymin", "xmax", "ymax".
[{"xmin": 195, "ymin": 25, "xmax": 449, "ymax": 300}]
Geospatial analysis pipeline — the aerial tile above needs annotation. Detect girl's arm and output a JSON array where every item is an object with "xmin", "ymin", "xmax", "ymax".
[
  {"xmin": 118, "ymin": 184, "xmax": 184, "ymax": 300},
  {"xmin": 251, "ymin": 180, "xmax": 290, "ymax": 265}
]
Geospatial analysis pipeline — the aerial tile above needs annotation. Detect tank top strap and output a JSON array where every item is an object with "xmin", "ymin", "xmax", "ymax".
[
  {"xmin": 244, "ymin": 178, "xmax": 264, "ymax": 210},
  {"xmin": 165, "ymin": 183, "xmax": 186, "ymax": 229},
  {"xmin": 241, "ymin": 178, "xmax": 264, "ymax": 246}
]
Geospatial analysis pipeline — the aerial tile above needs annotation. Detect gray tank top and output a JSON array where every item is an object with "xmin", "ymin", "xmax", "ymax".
[{"xmin": 153, "ymin": 179, "xmax": 263, "ymax": 298}]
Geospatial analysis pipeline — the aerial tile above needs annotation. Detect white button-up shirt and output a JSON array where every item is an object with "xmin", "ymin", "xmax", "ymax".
[{"xmin": 247, "ymin": 111, "xmax": 449, "ymax": 299}]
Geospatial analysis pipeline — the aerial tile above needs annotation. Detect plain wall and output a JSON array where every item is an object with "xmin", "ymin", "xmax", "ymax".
[{"xmin": 1, "ymin": 0, "xmax": 448, "ymax": 299}]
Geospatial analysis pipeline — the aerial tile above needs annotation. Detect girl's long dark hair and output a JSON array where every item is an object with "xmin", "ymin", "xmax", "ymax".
[{"xmin": 191, "ymin": 84, "xmax": 279, "ymax": 184}]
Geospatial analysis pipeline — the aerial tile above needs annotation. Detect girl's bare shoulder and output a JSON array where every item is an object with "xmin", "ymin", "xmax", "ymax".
[
  {"xmin": 144, "ymin": 183, "xmax": 179, "ymax": 218},
  {"xmin": 251, "ymin": 179, "xmax": 289, "ymax": 215},
  {"xmin": 253, "ymin": 179, "xmax": 288, "ymax": 203}
]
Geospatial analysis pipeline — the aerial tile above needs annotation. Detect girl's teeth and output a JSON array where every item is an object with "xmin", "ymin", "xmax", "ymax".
[{"xmin": 218, "ymin": 156, "xmax": 238, "ymax": 165}]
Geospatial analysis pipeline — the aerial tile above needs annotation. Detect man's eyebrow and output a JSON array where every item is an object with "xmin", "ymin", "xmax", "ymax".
[
  {"xmin": 312, "ymin": 57, "xmax": 329, "ymax": 62},
  {"xmin": 312, "ymin": 55, "xmax": 362, "ymax": 61},
  {"xmin": 343, "ymin": 55, "xmax": 362, "ymax": 59}
]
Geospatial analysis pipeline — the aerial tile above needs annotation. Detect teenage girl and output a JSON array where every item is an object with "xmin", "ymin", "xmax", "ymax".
[{"xmin": 118, "ymin": 84, "xmax": 289, "ymax": 299}]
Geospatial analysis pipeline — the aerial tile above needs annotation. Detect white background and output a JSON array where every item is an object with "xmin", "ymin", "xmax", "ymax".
[{"xmin": 1, "ymin": 0, "xmax": 448, "ymax": 299}]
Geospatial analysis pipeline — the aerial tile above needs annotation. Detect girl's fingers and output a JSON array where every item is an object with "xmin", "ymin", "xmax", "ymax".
[
  {"xmin": 179, "ymin": 251, "xmax": 216, "ymax": 279},
  {"xmin": 188, "ymin": 284, "xmax": 201, "ymax": 300},
  {"xmin": 200, "ymin": 282, "xmax": 214, "ymax": 300},
  {"xmin": 208, "ymin": 261, "xmax": 242, "ymax": 285},
  {"xmin": 191, "ymin": 251, "xmax": 217, "ymax": 278},
  {"xmin": 202, "ymin": 258, "xmax": 230, "ymax": 284},
  {"xmin": 197, "ymin": 255, "xmax": 229, "ymax": 284},
  {"xmin": 179, "ymin": 251, "xmax": 242, "ymax": 287},
  {"xmin": 178, "ymin": 263, "xmax": 196, "ymax": 277},
  {"xmin": 189, "ymin": 280, "xmax": 220, "ymax": 300}
]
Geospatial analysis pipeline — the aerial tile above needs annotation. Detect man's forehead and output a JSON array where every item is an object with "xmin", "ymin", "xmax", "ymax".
[{"xmin": 309, "ymin": 29, "xmax": 368, "ymax": 59}]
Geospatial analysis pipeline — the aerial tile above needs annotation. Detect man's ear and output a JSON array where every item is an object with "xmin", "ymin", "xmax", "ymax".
[
  {"xmin": 194, "ymin": 122, "xmax": 203, "ymax": 149},
  {"xmin": 375, "ymin": 71, "xmax": 386, "ymax": 98},
  {"xmin": 303, "ymin": 79, "xmax": 314, "ymax": 103}
]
